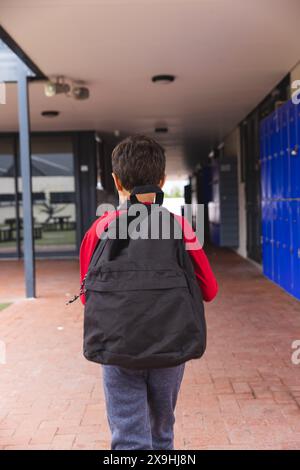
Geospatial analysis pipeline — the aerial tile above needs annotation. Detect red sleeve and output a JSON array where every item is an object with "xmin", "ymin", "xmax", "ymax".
[
  {"xmin": 79, "ymin": 210, "xmax": 120, "ymax": 304},
  {"xmin": 174, "ymin": 214, "xmax": 218, "ymax": 302}
]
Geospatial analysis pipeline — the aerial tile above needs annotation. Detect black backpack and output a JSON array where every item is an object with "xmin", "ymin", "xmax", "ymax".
[{"xmin": 83, "ymin": 185, "xmax": 206, "ymax": 369}]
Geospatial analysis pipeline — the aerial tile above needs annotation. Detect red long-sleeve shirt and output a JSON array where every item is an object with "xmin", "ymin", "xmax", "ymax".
[{"xmin": 79, "ymin": 209, "xmax": 218, "ymax": 304}]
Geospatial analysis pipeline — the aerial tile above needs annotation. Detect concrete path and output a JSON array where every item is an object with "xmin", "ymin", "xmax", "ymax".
[{"xmin": 0, "ymin": 249, "xmax": 300, "ymax": 450}]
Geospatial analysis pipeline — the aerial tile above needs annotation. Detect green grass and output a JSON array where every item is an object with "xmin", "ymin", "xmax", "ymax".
[
  {"xmin": 0, "ymin": 303, "xmax": 11, "ymax": 311},
  {"xmin": 34, "ymin": 229, "xmax": 76, "ymax": 246},
  {"xmin": 0, "ymin": 229, "xmax": 76, "ymax": 249}
]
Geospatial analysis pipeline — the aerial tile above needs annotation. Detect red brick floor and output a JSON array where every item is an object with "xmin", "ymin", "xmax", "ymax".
[{"xmin": 1, "ymin": 249, "xmax": 300, "ymax": 450}]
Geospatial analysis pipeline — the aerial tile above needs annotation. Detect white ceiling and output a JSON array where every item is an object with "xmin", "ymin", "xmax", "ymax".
[{"xmin": 1, "ymin": 0, "xmax": 300, "ymax": 177}]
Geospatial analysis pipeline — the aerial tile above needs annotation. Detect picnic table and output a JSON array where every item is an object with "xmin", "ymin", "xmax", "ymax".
[
  {"xmin": 52, "ymin": 215, "xmax": 72, "ymax": 231},
  {"xmin": 0, "ymin": 217, "xmax": 42, "ymax": 242}
]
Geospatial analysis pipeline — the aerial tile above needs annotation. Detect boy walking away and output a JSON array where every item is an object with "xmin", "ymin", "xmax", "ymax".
[{"xmin": 79, "ymin": 135, "xmax": 218, "ymax": 450}]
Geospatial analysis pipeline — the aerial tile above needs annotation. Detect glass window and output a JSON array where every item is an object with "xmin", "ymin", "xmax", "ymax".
[
  {"xmin": 0, "ymin": 138, "xmax": 18, "ymax": 256},
  {"xmin": 27, "ymin": 135, "xmax": 77, "ymax": 255}
]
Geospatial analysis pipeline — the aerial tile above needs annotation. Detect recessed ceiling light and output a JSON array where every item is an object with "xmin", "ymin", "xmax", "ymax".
[
  {"xmin": 152, "ymin": 74, "xmax": 175, "ymax": 84},
  {"xmin": 155, "ymin": 127, "xmax": 168, "ymax": 133},
  {"xmin": 41, "ymin": 110, "xmax": 60, "ymax": 118}
]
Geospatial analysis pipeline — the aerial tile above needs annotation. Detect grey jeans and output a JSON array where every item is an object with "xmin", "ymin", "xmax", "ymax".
[{"xmin": 102, "ymin": 363, "xmax": 185, "ymax": 450}]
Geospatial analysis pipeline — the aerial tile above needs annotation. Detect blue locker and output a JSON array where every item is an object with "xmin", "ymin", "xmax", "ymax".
[
  {"xmin": 259, "ymin": 101, "xmax": 300, "ymax": 301},
  {"xmin": 261, "ymin": 200, "xmax": 267, "ymax": 239},
  {"xmin": 293, "ymin": 101, "xmax": 300, "ymax": 198},
  {"xmin": 291, "ymin": 201, "xmax": 300, "ymax": 300},
  {"xmin": 278, "ymin": 200, "xmax": 292, "ymax": 294},
  {"xmin": 272, "ymin": 200, "xmax": 281, "ymax": 284},
  {"xmin": 272, "ymin": 110, "xmax": 282, "ymax": 199},
  {"xmin": 288, "ymin": 100, "xmax": 298, "ymax": 199},
  {"xmin": 280, "ymin": 103, "xmax": 290, "ymax": 199},
  {"xmin": 276, "ymin": 106, "xmax": 285, "ymax": 200},
  {"xmin": 263, "ymin": 201, "xmax": 273, "ymax": 280},
  {"xmin": 265, "ymin": 117, "xmax": 272, "ymax": 201},
  {"xmin": 260, "ymin": 119, "xmax": 267, "ymax": 201},
  {"xmin": 270, "ymin": 115, "xmax": 277, "ymax": 199},
  {"xmin": 261, "ymin": 201, "xmax": 268, "ymax": 279},
  {"xmin": 269, "ymin": 201, "xmax": 275, "ymax": 281}
]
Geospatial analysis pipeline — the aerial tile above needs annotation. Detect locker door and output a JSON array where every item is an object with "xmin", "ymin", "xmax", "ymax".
[
  {"xmin": 277, "ymin": 106, "xmax": 285, "ymax": 200},
  {"xmin": 262, "ymin": 201, "xmax": 270, "ymax": 279},
  {"xmin": 265, "ymin": 118, "xmax": 272, "ymax": 201},
  {"xmin": 261, "ymin": 201, "xmax": 268, "ymax": 277},
  {"xmin": 270, "ymin": 115, "xmax": 277, "ymax": 199},
  {"xmin": 288, "ymin": 100, "xmax": 298, "ymax": 199},
  {"xmin": 280, "ymin": 103, "xmax": 290, "ymax": 199},
  {"xmin": 273, "ymin": 200, "xmax": 281, "ymax": 284},
  {"xmin": 269, "ymin": 201, "xmax": 274, "ymax": 281},
  {"xmin": 279, "ymin": 200, "xmax": 292, "ymax": 293},
  {"xmin": 294, "ymin": 102, "xmax": 300, "ymax": 198},
  {"xmin": 291, "ymin": 201, "xmax": 300, "ymax": 300},
  {"xmin": 264, "ymin": 201, "xmax": 273, "ymax": 280},
  {"xmin": 260, "ymin": 119, "xmax": 267, "ymax": 201},
  {"xmin": 273, "ymin": 111, "xmax": 281, "ymax": 200}
]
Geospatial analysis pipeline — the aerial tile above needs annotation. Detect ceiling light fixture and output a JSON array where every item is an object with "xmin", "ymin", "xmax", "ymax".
[
  {"xmin": 72, "ymin": 86, "xmax": 89, "ymax": 100},
  {"xmin": 44, "ymin": 76, "xmax": 70, "ymax": 97},
  {"xmin": 152, "ymin": 74, "xmax": 175, "ymax": 84},
  {"xmin": 44, "ymin": 76, "xmax": 90, "ymax": 100}
]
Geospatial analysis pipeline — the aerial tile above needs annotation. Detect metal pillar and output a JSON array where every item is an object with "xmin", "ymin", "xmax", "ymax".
[{"xmin": 17, "ymin": 66, "xmax": 35, "ymax": 298}]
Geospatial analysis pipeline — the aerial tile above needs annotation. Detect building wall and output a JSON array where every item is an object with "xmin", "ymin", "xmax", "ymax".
[{"xmin": 223, "ymin": 128, "xmax": 247, "ymax": 258}]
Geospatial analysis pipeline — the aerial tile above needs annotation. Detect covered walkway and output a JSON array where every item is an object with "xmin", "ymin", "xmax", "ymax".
[{"xmin": 0, "ymin": 249, "xmax": 300, "ymax": 450}]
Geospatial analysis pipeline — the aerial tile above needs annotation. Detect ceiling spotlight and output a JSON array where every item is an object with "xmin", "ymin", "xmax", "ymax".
[
  {"xmin": 152, "ymin": 74, "xmax": 175, "ymax": 84},
  {"xmin": 155, "ymin": 127, "xmax": 168, "ymax": 133},
  {"xmin": 72, "ymin": 86, "xmax": 89, "ymax": 100},
  {"xmin": 44, "ymin": 76, "xmax": 70, "ymax": 97},
  {"xmin": 41, "ymin": 110, "xmax": 60, "ymax": 118},
  {"xmin": 114, "ymin": 130, "xmax": 120, "ymax": 137}
]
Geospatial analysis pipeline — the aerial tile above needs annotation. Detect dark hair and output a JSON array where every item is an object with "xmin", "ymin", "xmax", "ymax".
[{"xmin": 111, "ymin": 135, "xmax": 166, "ymax": 191}]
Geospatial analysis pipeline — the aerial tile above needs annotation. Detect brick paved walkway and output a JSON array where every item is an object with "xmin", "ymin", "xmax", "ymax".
[{"xmin": 1, "ymin": 249, "xmax": 300, "ymax": 450}]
